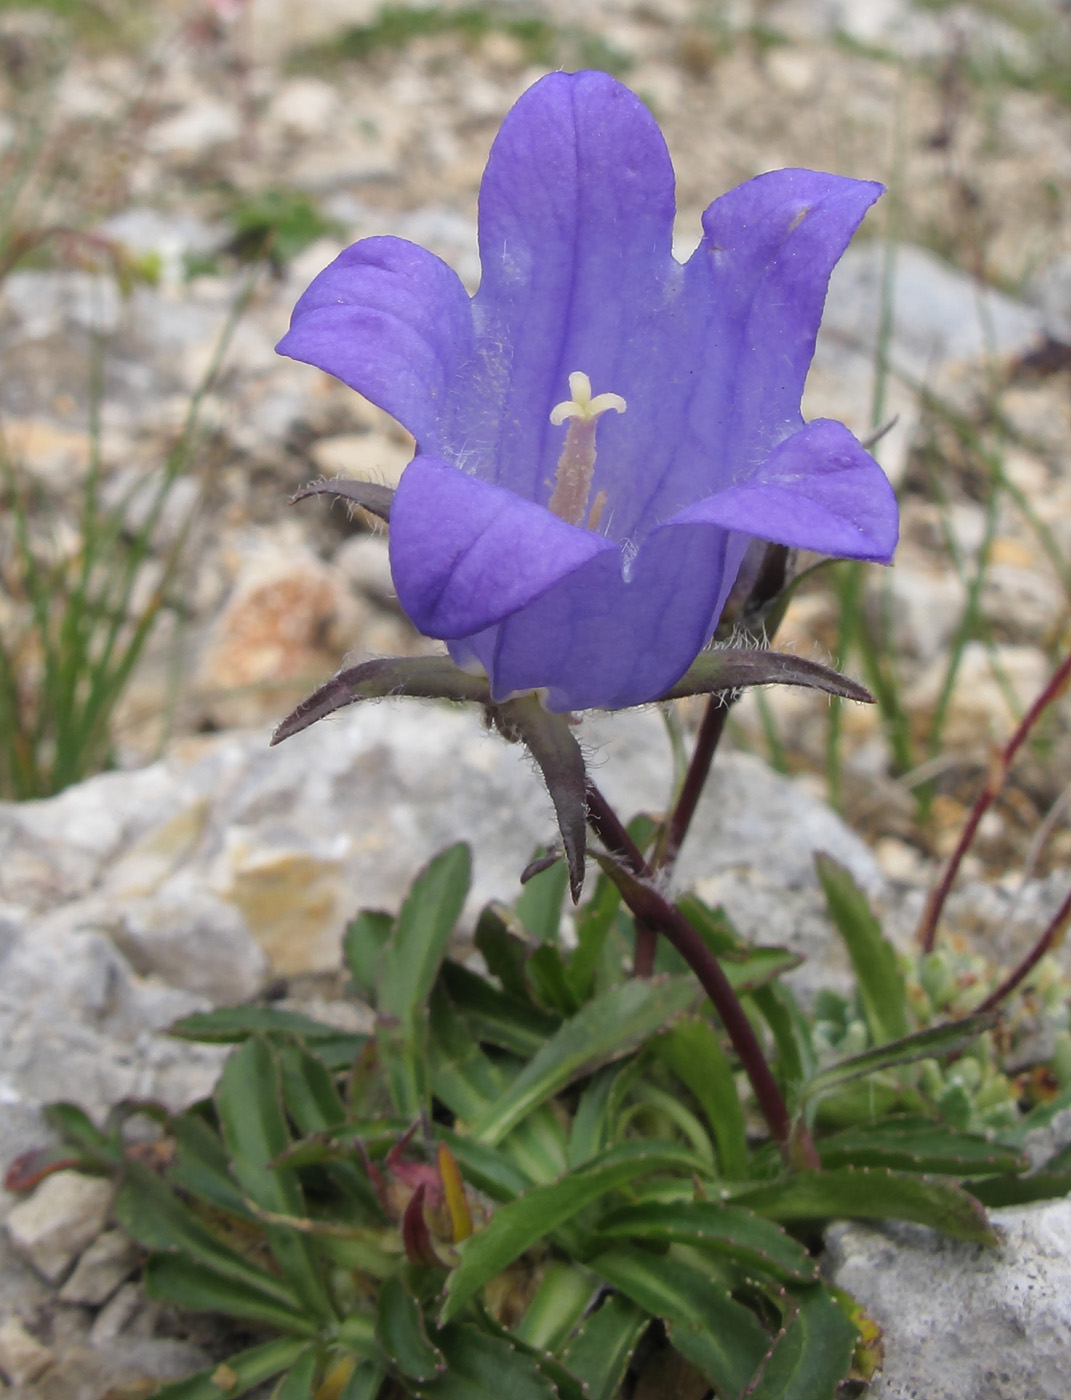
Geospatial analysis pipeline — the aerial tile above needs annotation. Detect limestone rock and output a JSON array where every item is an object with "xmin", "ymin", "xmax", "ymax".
[
  {"xmin": 827, "ymin": 1201, "xmax": 1071, "ymax": 1400},
  {"xmin": 0, "ymin": 1315, "xmax": 52, "ymax": 1386},
  {"xmin": 5, "ymin": 1173, "xmax": 113, "ymax": 1284},
  {"xmin": 58, "ymin": 1229, "xmax": 140, "ymax": 1307}
]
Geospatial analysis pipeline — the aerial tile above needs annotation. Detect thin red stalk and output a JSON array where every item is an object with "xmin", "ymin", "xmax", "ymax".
[
  {"xmin": 655, "ymin": 695, "xmax": 731, "ymax": 877},
  {"xmin": 971, "ymin": 882, "xmax": 1071, "ymax": 1018},
  {"xmin": 586, "ymin": 782, "xmax": 815, "ymax": 1167},
  {"xmin": 917, "ymin": 648, "xmax": 1071, "ymax": 953}
]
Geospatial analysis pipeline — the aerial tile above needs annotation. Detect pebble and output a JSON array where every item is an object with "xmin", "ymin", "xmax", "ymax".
[
  {"xmin": 0, "ymin": 1316, "xmax": 53, "ymax": 1386},
  {"xmin": 5, "ymin": 1174, "xmax": 114, "ymax": 1285},
  {"xmin": 58, "ymin": 1230, "xmax": 140, "ymax": 1308}
]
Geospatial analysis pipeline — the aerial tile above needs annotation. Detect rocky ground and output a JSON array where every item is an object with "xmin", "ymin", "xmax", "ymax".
[{"xmin": 2, "ymin": 0, "xmax": 1071, "ymax": 1396}]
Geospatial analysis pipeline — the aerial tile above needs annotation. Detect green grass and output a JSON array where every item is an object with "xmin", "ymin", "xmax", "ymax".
[{"xmin": 291, "ymin": 3, "xmax": 631, "ymax": 77}]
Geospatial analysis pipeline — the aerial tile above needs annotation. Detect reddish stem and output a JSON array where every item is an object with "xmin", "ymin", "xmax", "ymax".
[
  {"xmin": 586, "ymin": 782, "xmax": 814, "ymax": 1167},
  {"xmin": 971, "ymin": 882, "xmax": 1071, "ymax": 1018},
  {"xmin": 654, "ymin": 695, "xmax": 731, "ymax": 877},
  {"xmin": 917, "ymin": 648, "xmax": 1071, "ymax": 953}
]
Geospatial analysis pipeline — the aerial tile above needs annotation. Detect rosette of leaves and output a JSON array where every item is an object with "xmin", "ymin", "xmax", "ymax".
[{"xmin": 27, "ymin": 843, "xmax": 1071, "ymax": 1400}]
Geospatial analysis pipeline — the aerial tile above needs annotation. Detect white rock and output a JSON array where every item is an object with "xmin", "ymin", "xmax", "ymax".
[
  {"xmin": 0, "ymin": 1315, "xmax": 52, "ymax": 1385},
  {"xmin": 58, "ymin": 1228, "xmax": 140, "ymax": 1306},
  {"xmin": 827, "ymin": 1200, "xmax": 1071, "ymax": 1400},
  {"xmin": 5, "ymin": 1172, "xmax": 114, "ymax": 1284}
]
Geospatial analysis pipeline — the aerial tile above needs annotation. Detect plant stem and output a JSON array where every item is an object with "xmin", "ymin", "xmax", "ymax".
[
  {"xmin": 971, "ymin": 881, "xmax": 1071, "ymax": 1018},
  {"xmin": 653, "ymin": 696, "xmax": 731, "ymax": 877},
  {"xmin": 917, "ymin": 647, "xmax": 1071, "ymax": 953},
  {"xmin": 585, "ymin": 782, "xmax": 814, "ymax": 1167}
]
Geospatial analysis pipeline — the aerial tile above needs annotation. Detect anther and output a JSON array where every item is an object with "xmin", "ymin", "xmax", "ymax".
[{"xmin": 547, "ymin": 372, "xmax": 625, "ymax": 527}]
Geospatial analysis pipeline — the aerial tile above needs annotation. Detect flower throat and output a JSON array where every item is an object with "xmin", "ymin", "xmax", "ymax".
[{"xmin": 548, "ymin": 371, "xmax": 626, "ymax": 531}]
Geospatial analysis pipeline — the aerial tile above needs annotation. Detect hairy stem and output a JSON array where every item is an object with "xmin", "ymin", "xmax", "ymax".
[
  {"xmin": 586, "ymin": 782, "xmax": 813, "ymax": 1166},
  {"xmin": 917, "ymin": 648, "xmax": 1071, "ymax": 953}
]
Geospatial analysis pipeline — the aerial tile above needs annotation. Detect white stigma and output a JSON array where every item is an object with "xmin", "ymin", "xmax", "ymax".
[{"xmin": 547, "ymin": 372, "xmax": 626, "ymax": 528}]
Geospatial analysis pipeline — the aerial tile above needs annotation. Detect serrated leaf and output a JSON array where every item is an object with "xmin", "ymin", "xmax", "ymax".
[
  {"xmin": 412, "ymin": 1325, "xmax": 558, "ymax": 1400},
  {"xmin": 818, "ymin": 1117, "xmax": 1028, "ymax": 1176},
  {"xmin": 595, "ymin": 1202, "xmax": 819, "ymax": 1284},
  {"xmin": 470, "ymin": 975, "xmax": 702, "ymax": 1147},
  {"xmin": 660, "ymin": 649, "xmax": 873, "ymax": 704},
  {"xmin": 169, "ymin": 1006, "xmax": 359, "ymax": 1045},
  {"xmin": 590, "ymin": 1246, "xmax": 768, "ymax": 1397},
  {"xmin": 657, "ymin": 1018, "xmax": 748, "ymax": 1179},
  {"xmin": 727, "ymin": 1167, "xmax": 996, "ymax": 1243},
  {"xmin": 439, "ymin": 960, "xmax": 561, "ymax": 1058},
  {"xmin": 802, "ymin": 1015, "xmax": 994, "ymax": 1106},
  {"xmin": 271, "ymin": 657, "xmax": 491, "ymax": 744},
  {"xmin": 561, "ymin": 1292, "xmax": 647, "ymax": 1400},
  {"xmin": 815, "ymin": 855, "xmax": 909, "ymax": 1045},
  {"xmin": 440, "ymin": 1141, "xmax": 707, "ymax": 1323},
  {"xmin": 968, "ymin": 1168, "xmax": 1071, "ymax": 1208},
  {"xmin": 143, "ymin": 1253, "xmax": 317, "ymax": 1334},
  {"xmin": 376, "ymin": 1277, "xmax": 445, "ymax": 1382},
  {"xmin": 216, "ymin": 1038, "xmax": 334, "ymax": 1320},
  {"xmin": 744, "ymin": 1284, "xmax": 858, "ymax": 1400},
  {"xmin": 115, "ymin": 1159, "xmax": 303, "ymax": 1309},
  {"xmin": 148, "ymin": 1338, "xmax": 310, "ymax": 1400}
]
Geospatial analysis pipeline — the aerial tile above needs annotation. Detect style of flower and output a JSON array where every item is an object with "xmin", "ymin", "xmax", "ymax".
[{"xmin": 278, "ymin": 70, "xmax": 897, "ymax": 713}]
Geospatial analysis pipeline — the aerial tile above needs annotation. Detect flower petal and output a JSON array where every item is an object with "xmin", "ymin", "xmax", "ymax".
[
  {"xmin": 447, "ymin": 71, "xmax": 679, "ymax": 508},
  {"xmin": 675, "ymin": 419, "xmax": 899, "ymax": 563},
  {"xmin": 389, "ymin": 457, "xmax": 616, "ymax": 639},
  {"xmin": 623, "ymin": 170, "xmax": 884, "ymax": 534},
  {"xmin": 458, "ymin": 523, "xmax": 751, "ymax": 712},
  {"xmin": 276, "ymin": 236, "xmax": 473, "ymax": 450}
]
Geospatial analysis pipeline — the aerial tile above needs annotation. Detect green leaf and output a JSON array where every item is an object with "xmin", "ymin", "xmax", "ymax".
[
  {"xmin": 148, "ymin": 1338, "xmax": 311, "ymax": 1400},
  {"xmin": 440, "ymin": 1141, "xmax": 708, "ymax": 1322},
  {"xmin": 474, "ymin": 905, "xmax": 534, "ymax": 1002},
  {"xmin": 216, "ymin": 1038, "xmax": 334, "ymax": 1321},
  {"xmin": 750, "ymin": 982, "xmax": 816, "ymax": 1096},
  {"xmin": 727, "ymin": 1167, "xmax": 996, "ymax": 1243},
  {"xmin": 815, "ymin": 854, "xmax": 909, "ymax": 1045},
  {"xmin": 969, "ymin": 1168, "xmax": 1071, "ymax": 1208},
  {"xmin": 560, "ymin": 1292, "xmax": 647, "ymax": 1400},
  {"xmin": 434, "ymin": 1129, "xmax": 533, "ymax": 1202},
  {"xmin": 744, "ymin": 1284, "xmax": 858, "ymax": 1400},
  {"xmin": 376, "ymin": 1276, "xmax": 446, "ymax": 1382},
  {"xmin": 338, "ymin": 1360, "xmax": 387, "ymax": 1400},
  {"xmin": 595, "ymin": 1202, "xmax": 819, "ymax": 1284},
  {"xmin": 515, "ymin": 854, "xmax": 570, "ymax": 943},
  {"xmin": 567, "ymin": 872, "xmax": 623, "ymax": 1003},
  {"xmin": 440, "ymin": 960, "xmax": 561, "ymax": 1058},
  {"xmin": 527, "ymin": 943, "xmax": 581, "ymax": 1016},
  {"xmin": 274, "ymin": 1346, "xmax": 319, "ymax": 1400},
  {"xmin": 818, "ymin": 1117, "xmax": 1028, "ymax": 1176},
  {"xmin": 568, "ymin": 1060, "xmax": 634, "ymax": 1167},
  {"xmin": 167, "ymin": 1111, "xmax": 260, "ymax": 1222},
  {"xmin": 413, "ymin": 1325, "xmax": 558, "ymax": 1400},
  {"xmin": 42, "ymin": 1102, "xmax": 122, "ymax": 1166},
  {"xmin": 470, "ymin": 975, "xmax": 702, "ymax": 1147},
  {"xmin": 143, "ymin": 1253, "xmax": 317, "ymax": 1334},
  {"xmin": 344, "ymin": 910, "xmax": 395, "ymax": 1002},
  {"xmin": 656, "ymin": 1018, "xmax": 748, "ymax": 1179},
  {"xmin": 802, "ymin": 1015, "xmax": 994, "ymax": 1107},
  {"xmin": 170, "ymin": 1005, "xmax": 359, "ymax": 1045},
  {"xmin": 115, "ymin": 1160, "xmax": 304, "ymax": 1309},
  {"xmin": 514, "ymin": 1260, "xmax": 598, "ymax": 1352},
  {"xmin": 376, "ymin": 846, "xmax": 471, "ymax": 1119},
  {"xmin": 428, "ymin": 985, "xmax": 507, "ymax": 1122},
  {"xmin": 380, "ymin": 845, "xmax": 471, "ymax": 1025},
  {"xmin": 589, "ymin": 1246, "xmax": 768, "ymax": 1397}
]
